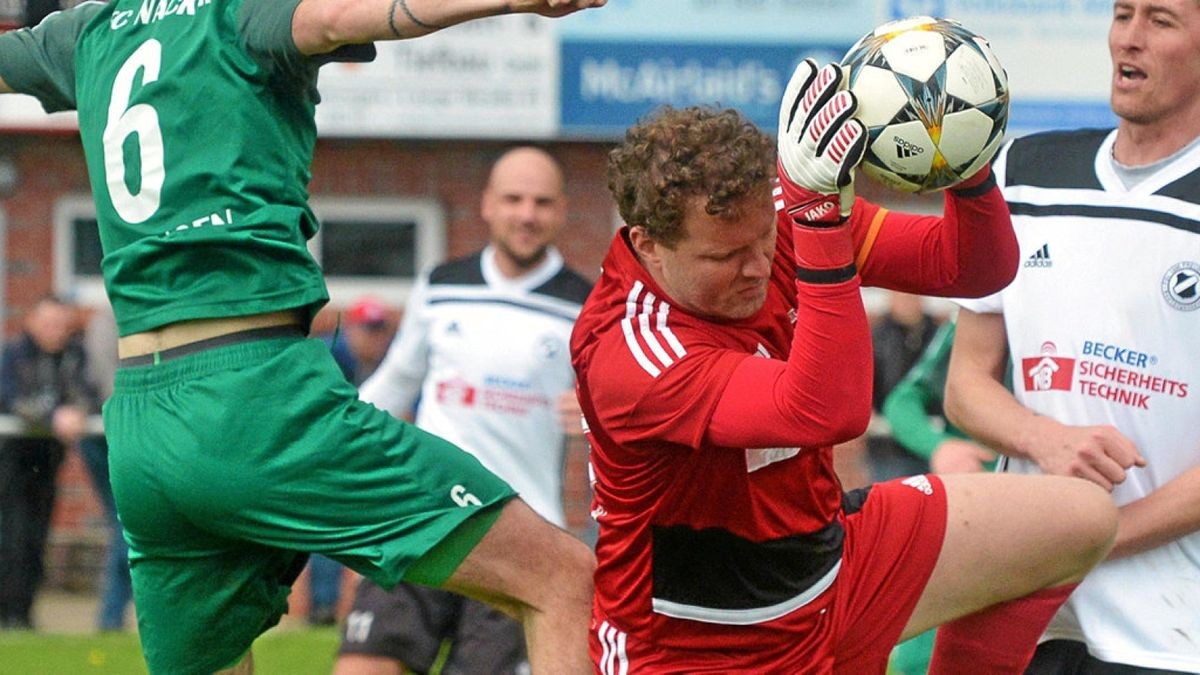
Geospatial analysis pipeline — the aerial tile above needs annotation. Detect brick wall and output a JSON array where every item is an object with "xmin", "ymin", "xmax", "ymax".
[{"xmin": 0, "ymin": 132, "xmax": 620, "ymax": 600}]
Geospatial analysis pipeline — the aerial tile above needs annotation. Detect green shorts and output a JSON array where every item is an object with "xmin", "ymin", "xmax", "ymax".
[{"xmin": 105, "ymin": 335, "xmax": 515, "ymax": 674}]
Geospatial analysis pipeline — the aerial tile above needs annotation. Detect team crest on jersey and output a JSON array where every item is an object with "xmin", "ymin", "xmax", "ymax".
[
  {"xmin": 1161, "ymin": 262, "xmax": 1200, "ymax": 312},
  {"xmin": 536, "ymin": 334, "xmax": 563, "ymax": 359}
]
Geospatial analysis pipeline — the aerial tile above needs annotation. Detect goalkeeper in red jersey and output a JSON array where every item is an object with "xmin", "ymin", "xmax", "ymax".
[{"xmin": 570, "ymin": 59, "xmax": 1118, "ymax": 673}]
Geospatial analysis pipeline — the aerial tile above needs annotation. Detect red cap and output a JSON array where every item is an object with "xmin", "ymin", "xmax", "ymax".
[{"xmin": 347, "ymin": 297, "xmax": 389, "ymax": 327}]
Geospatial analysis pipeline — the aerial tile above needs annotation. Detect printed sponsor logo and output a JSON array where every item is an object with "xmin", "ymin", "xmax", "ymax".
[
  {"xmin": 436, "ymin": 378, "xmax": 477, "ymax": 406},
  {"xmin": 798, "ymin": 200, "xmax": 836, "ymax": 222},
  {"xmin": 1021, "ymin": 340, "xmax": 1189, "ymax": 411},
  {"xmin": 435, "ymin": 376, "xmax": 551, "ymax": 415},
  {"xmin": 1022, "ymin": 342, "xmax": 1076, "ymax": 392}
]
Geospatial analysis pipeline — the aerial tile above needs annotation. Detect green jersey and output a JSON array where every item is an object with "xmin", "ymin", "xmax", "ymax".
[{"xmin": 0, "ymin": 0, "xmax": 371, "ymax": 335}]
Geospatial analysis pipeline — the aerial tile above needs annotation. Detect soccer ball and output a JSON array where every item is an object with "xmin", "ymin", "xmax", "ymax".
[{"xmin": 841, "ymin": 16, "xmax": 1009, "ymax": 193}]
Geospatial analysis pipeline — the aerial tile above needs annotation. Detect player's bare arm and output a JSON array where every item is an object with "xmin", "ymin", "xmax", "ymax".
[
  {"xmin": 292, "ymin": 0, "xmax": 605, "ymax": 55},
  {"xmin": 1110, "ymin": 463, "xmax": 1200, "ymax": 559},
  {"xmin": 930, "ymin": 438, "xmax": 996, "ymax": 475},
  {"xmin": 946, "ymin": 308, "xmax": 1145, "ymax": 490},
  {"xmin": 0, "ymin": 74, "xmax": 11, "ymax": 94}
]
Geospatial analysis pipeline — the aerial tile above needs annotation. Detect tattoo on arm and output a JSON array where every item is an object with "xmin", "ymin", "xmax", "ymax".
[{"xmin": 390, "ymin": 0, "xmax": 444, "ymax": 37}]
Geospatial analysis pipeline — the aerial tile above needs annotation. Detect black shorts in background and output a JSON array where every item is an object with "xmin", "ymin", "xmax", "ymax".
[
  {"xmin": 1026, "ymin": 640, "xmax": 1190, "ymax": 675},
  {"xmin": 339, "ymin": 579, "xmax": 528, "ymax": 674}
]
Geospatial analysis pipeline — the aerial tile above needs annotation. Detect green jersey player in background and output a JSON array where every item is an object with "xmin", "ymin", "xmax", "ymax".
[{"xmin": 0, "ymin": 0, "xmax": 605, "ymax": 673}]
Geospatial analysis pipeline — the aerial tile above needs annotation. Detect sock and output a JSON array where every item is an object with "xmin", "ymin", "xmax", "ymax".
[{"xmin": 927, "ymin": 583, "xmax": 1078, "ymax": 674}]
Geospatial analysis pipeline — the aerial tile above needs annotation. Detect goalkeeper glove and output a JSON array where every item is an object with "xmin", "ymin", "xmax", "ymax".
[{"xmin": 777, "ymin": 59, "xmax": 867, "ymax": 227}]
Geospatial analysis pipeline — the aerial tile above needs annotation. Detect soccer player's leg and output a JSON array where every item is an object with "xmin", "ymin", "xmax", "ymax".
[
  {"xmin": 906, "ymin": 472, "xmax": 1116, "ymax": 672},
  {"xmin": 125, "ymin": 529, "xmax": 306, "ymax": 674},
  {"xmin": 408, "ymin": 498, "xmax": 595, "ymax": 675}
]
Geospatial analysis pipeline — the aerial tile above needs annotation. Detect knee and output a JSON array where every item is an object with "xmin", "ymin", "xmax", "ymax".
[
  {"xmin": 1062, "ymin": 479, "xmax": 1118, "ymax": 576},
  {"xmin": 551, "ymin": 533, "xmax": 597, "ymax": 597},
  {"xmin": 520, "ymin": 529, "xmax": 594, "ymax": 613}
]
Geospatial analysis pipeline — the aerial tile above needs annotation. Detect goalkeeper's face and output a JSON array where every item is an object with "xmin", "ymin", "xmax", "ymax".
[{"xmin": 632, "ymin": 197, "xmax": 776, "ymax": 322}]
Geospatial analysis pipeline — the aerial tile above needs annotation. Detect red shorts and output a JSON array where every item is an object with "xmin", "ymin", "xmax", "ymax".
[
  {"xmin": 591, "ymin": 475, "xmax": 948, "ymax": 674},
  {"xmin": 828, "ymin": 474, "xmax": 948, "ymax": 671}
]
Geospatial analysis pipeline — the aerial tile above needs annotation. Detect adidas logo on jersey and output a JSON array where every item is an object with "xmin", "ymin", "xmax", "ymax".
[{"xmin": 1024, "ymin": 243, "xmax": 1052, "ymax": 268}]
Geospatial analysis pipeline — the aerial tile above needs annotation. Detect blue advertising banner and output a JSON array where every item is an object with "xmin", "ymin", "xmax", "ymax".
[
  {"xmin": 558, "ymin": 0, "xmax": 1118, "ymax": 140},
  {"xmin": 559, "ymin": 41, "xmax": 849, "ymax": 138},
  {"xmin": 557, "ymin": 0, "xmax": 877, "ymax": 44}
]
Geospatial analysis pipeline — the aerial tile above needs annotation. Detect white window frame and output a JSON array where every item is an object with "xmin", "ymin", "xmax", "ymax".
[
  {"xmin": 53, "ymin": 195, "xmax": 446, "ymax": 310},
  {"xmin": 54, "ymin": 195, "xmax": 106, "ymax": 308},
  {"xmin": 0, "ymin": 204, "xmax": 6, "ymax": 320},
  {"xmin": 309, "ymin": 196, "xmax": 446, "ymax": 308}
]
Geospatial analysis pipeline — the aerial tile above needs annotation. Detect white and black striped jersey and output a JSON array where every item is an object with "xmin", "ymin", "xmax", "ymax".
[
  {"xmin": 959, "ymin": 129, "xmax": 1200, "ymax": 671},
  {"xmin": 359, "ymin": 246, "xmax": 592, "ymax": 526}
]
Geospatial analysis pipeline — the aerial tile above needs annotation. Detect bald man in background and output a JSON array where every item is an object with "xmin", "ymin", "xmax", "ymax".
[{"xmin": 335, "ymin": 147, "xmax": 594, "ymax": 675}]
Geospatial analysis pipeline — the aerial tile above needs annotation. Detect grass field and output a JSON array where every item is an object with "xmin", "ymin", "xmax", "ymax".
[{"xmin": 0, "ymin": 627, "xmax": 342, "ymax": 674}]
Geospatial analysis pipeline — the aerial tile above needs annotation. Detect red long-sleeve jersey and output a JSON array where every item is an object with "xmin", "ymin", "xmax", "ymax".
[{"xmin": 570, "ymin": 181, "xmax": 1015, "ymax": 666}]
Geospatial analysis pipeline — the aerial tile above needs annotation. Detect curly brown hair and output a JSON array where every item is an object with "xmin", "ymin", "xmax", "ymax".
[{"xmin": 607, "ymin": 106, "xmax": 775, "ymax": 247}]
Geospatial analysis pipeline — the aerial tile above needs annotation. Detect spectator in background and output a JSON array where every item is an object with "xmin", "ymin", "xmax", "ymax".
[
  {"xmin": 79, "ymin": 303, "xmax": 133, "ymax": 632},
  {"xmin": 867, "ymin": 290, "xmax": 941, "ymax": 481},
  {"xmin": 884, "ymin": 319, "xmax": 997, "ymax": 477},
  {"xmin": 326, "ymin": 297, "xmax": 396, "ymax": 387},
  {"xmin": 335, "ymin": 146, "xmax": 593, "ymax": 675},
  {"xmin": 307, "ymin": 296, "xmax": 398, "ymax": 627},
  {"xmin": 0, "ymin": 295, "xmax": 99, "ymax": 630}
]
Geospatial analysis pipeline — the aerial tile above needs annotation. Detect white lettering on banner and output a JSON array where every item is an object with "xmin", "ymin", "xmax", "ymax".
[
  {"xmin": 950, "ymin": 0, "xmax": 1107, "ymax": 14},
  {"xmin": 390, "ymin": 47, "xmax": 489, "ymax": 73},
  {"xmin": 580, "ymin": 57, "xmax": 781, "ymax": 106},
  {"xmin": 314, "ymin": 14, "xmax": 557, "ymax": 138}
]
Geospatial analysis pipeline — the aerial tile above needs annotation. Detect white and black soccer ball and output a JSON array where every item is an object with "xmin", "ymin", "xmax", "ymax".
[{"xmin": 841, "ymin": 16, "xmax": 1009, "ymax": 193}]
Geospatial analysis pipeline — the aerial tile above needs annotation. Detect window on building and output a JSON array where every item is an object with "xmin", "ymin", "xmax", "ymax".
[
  {"xmin": 54, "ymin": 195, "xmax": 446, "ymax": 309},
  {"xmin": 311, "ymin": 197, "xmax": 446, "ymax": 307}
]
